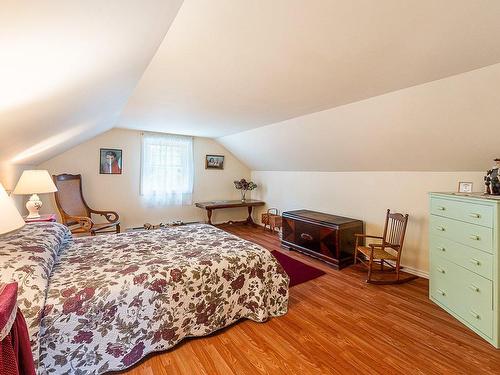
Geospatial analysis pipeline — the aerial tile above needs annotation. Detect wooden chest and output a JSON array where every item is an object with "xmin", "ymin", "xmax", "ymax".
[{"xmin": 281, "ymin": 210, "xmax": 363, "ymax": 269}]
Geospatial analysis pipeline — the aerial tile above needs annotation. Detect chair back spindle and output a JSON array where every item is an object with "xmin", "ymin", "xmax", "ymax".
[{"xmin": 383, "ymin": 210, "xmax": 409, "ymax": 255}]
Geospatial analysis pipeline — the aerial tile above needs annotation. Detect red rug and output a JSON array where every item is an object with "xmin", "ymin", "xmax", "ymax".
[{"xmin": 271, "ymin": 251, "xmax": 326, "ymax": 287}]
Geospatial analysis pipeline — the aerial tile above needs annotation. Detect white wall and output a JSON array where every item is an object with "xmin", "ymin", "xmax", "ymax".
[
  {"xmin": 38, "ymin": 128, "xmax": 251, "ymax": 229},
  {"xmin": 0, "ymin": 162, "xmax": 33, "ymax": 212},
  {"xmin": 251, "ymin": 171, "xmax": 485, "ymax": 276}
]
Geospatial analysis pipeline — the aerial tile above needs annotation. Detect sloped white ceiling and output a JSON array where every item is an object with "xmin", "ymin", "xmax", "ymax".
[
  {"xmin": 120, "ymin": 0, "xmax": 500, "ymax": 138},
  {"xmin": 0, "ymin": 0, "xmax": 183, "ymax": 165},
  {"xmin": 3, "ymin": 0, "xmax": 500, "ymax": 172},
  {"xmin": 219, "ymin": 63, "xmax": 500, "ymax": 171}
]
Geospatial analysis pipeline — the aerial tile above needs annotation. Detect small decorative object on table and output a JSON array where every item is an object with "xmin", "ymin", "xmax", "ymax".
[
  {"xmin": 262, "ymin": 208, "xmax": 282, "ymax": 232},
  {"xmin": 485, "ymin": 158, "xmax": 500, "ymax": 195},
  {"xmin": 458, "ymin": 181, "xmax": 473, "ymax": 193},
  {"xmin": 233, "ymin": 178, "xmax": 257, "ymax": 202}
]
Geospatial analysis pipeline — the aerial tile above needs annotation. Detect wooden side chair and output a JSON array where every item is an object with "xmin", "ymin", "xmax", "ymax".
[
  {"xmin": 52, "ymin": 174, "xmax": 120, "ymax": 236},
  {"xmin": 354, "ymin": 209, "xmax": 417, "ymax": 284}
]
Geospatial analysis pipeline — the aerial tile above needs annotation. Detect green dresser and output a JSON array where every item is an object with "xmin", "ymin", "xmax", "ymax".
[{"xmin": 429, "ymin": 193, "xmax": 499, "ymax": 348}]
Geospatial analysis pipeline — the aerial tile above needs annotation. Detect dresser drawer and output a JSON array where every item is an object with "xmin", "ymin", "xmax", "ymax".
[
  {"xmin": 431, "ymin": 197, "xmax": 493, "ymax": 228},
  {"xmin": 455, "ymin": 266, "xmax": 493, "ymax": 338},
  {"xmin": 430, "ymin": 255, "xmax": 459, "ymax": 311},
  {"xmin": 460, "ymin": 303, "xmax": 494, "ymax": 339},
  {"xmin": 431, "ymin": 254, "xmax": 493, "ymax": 338},
  {"xmin": 430, "ymin": 235, "xmax": 493, "ymax": 280},
  {"xmin": 430, "ymin": 215, "xmax": 493, "ymax": 254}
]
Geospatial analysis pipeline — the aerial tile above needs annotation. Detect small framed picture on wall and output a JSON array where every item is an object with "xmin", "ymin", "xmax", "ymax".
[
  {"xmin": 458, "ymin": 181, "xmax": 473, "ymax": 193},
  {"xmin": 205, "ymin": 154, "xmax": 224, "ymax": 169},
  {"xmin": 100, "ymin": 148, "xmax": 122, "ymax": 174}
]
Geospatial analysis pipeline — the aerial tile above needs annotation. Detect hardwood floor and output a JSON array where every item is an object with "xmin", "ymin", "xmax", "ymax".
[{"xmin": 122, "ymin": 224, "xmax": 500, "ymax": 375}]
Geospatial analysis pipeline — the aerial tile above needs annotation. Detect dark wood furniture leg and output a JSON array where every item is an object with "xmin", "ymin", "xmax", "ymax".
[
  {"xmin": 246, "ymin": 206, "xmax": 254, "ymax": 225},
  {"xmin": 207, "ymin": 209, "xmax": 213, "ymax": 225}
]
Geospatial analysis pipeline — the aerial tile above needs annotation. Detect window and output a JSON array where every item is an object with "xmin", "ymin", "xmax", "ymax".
[{"xmin": 140, "ymin": 132, "xmax": 194, "ymax": 205}]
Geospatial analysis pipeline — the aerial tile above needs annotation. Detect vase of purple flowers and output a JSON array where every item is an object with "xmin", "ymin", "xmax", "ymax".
[{"xmin": 233, "ymin": 178, "xmax": 257, "ymax": 202}]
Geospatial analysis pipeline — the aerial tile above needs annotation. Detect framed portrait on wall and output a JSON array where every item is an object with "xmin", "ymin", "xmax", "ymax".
[
  {"xmin": 205, "ymin": 154, "xmax": 224, "ymax": 169},
  {"xmin": 99, "ymin": 148, "xmax": 122, "ymax": 174}
]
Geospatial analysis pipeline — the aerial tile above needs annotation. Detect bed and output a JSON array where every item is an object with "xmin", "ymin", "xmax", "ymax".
[{"xmin": 0, "ymin": 222, "xmax": 289, "ymax": 374}]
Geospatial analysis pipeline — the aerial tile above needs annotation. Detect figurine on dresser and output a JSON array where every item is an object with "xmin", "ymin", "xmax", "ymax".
[{"xmin": 485, "ymin": 158, "xmax": 500, "ymax": 195}]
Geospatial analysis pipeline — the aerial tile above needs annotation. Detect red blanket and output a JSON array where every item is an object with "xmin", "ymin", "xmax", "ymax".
[{"xmin": 0, "ymin": 283, "xmax": 35, "ymax": 375}]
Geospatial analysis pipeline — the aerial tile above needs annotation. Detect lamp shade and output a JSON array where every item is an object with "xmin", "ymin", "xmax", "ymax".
[
  {"xmin": 13, "ymin": 170, "xmax": 57, "ymax": 195},
  {"xmin": 0, "ymin": 183, "xmax": 25, "ymax": 235}
]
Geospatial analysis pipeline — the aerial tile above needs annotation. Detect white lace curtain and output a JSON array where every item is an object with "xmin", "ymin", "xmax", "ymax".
[{"xmin": 140, "ymin": 132, "xmax": 194, "ymax": 206}]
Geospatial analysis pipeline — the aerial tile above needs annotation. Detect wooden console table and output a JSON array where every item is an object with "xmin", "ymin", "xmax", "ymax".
[{"xmin": 195, "ymin": 200, "xmax": 265, "ymax": 225}]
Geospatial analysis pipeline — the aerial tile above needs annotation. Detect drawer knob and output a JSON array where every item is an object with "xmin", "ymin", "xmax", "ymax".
[
  {"xmin": 436, "ymin": 206, "xmax": 446, "ymax": 211},
  {"xmin": 437, "ymin": 246, "xmax": 445, "ymax": 252},
  {"xmin": 436, "ymin": 267, "xmax": 445, "ymax": 274},
  {"xmin": 470, "ymin": 258, "xmax": 481, "ymax": 266},
  {"xmin": 469, "ymin": 213, "xmax": 481, "ymax": 218},
  {"xmin": 436, "ymin": 226, "xmax": 445, "ymax": 232},
  {"xmin": 469, "ymin": 235, "xmax": 480, "ymax": 241},
  {"xmin": 436, "ymin": 288, "xmax": 446, "ymax": 296},
  {"xmin": 468, "ymin": 284, "xmax": 480, "ymax": 293},
  {"xmin": 470, "ymin": 310, "xmax": 480, "ymax": 320},
  {"xmin": 300, "ymin": 233, "xmax": 313, "ymax": 241}
]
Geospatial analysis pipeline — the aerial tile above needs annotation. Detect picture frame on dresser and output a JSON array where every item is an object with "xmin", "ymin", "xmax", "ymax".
[{"xmin": 458, "ymin": 181, "xmax": 473, "ymax": 193}]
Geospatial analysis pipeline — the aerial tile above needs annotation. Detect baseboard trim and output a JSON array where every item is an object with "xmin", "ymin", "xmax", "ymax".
[
  {"xmin": 371, "ymin": 259, "xmax": 429, "ymax": 279},
  {"xmin": 401, "ymin": 265, "xmax": 428, "ymax": 279}
]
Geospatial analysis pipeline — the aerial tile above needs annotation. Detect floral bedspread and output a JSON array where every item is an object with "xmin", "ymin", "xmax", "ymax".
[
  {"xmin": 0, "ymin": 223, "xmax": 72, "ymax": 369},
  {"xmin": 38, "ymin": 224, "xmax": 289, "ymax": 374}
]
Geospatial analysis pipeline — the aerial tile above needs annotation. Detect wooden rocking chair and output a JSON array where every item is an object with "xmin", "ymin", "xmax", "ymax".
[
  {"xmin": 52, "ymin": 174, "xmax": 120, "ymax": 236},
  {"xmin": 354, "ymin": 209, "xmax": 417, "ymax": 284}
]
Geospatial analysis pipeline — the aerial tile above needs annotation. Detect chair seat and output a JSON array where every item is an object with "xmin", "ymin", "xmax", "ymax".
[{"xmin": 357, "ymin": 246, "xmax": 397, "ymax": 260}]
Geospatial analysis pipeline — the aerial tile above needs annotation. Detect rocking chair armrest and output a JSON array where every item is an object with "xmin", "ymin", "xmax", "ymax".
[
  {"xmin": 384, "ymin": 244, "xmax": 401, "ymax": 251},
  {"xmin": 354, "ymin": 234, "xmax": 384, "ymax": 239},
  {"xmin": 89, "ymin": 209, "xmax": 120, "ymax": 223},
  {"xmin": 66, "ymin": 215, "xmax": 94, "ymax": 231}
]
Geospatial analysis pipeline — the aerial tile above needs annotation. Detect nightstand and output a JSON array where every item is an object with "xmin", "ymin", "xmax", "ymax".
[{"xmin": 24, "ymin": 214, "xmax": 57, "ymax": 223}]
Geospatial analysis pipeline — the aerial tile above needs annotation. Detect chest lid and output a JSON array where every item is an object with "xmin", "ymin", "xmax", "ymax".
[{"xmin": 282, "ymin": 209, "xmax": 361, "ymax": 227}]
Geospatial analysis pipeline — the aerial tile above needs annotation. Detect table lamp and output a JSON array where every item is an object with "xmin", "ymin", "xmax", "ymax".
[
  {"xmin": 13, "ymin": 170, "xmax": 57, "ymax": 219},
  {"xmin": 0, "ymin": 182, "xmax": 25, "ymax": 234}
]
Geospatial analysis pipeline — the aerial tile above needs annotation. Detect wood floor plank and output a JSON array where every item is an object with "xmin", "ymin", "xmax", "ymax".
[{"xmin": 120, "ymin": 224, "xmax": 500, "ymax": 375}]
